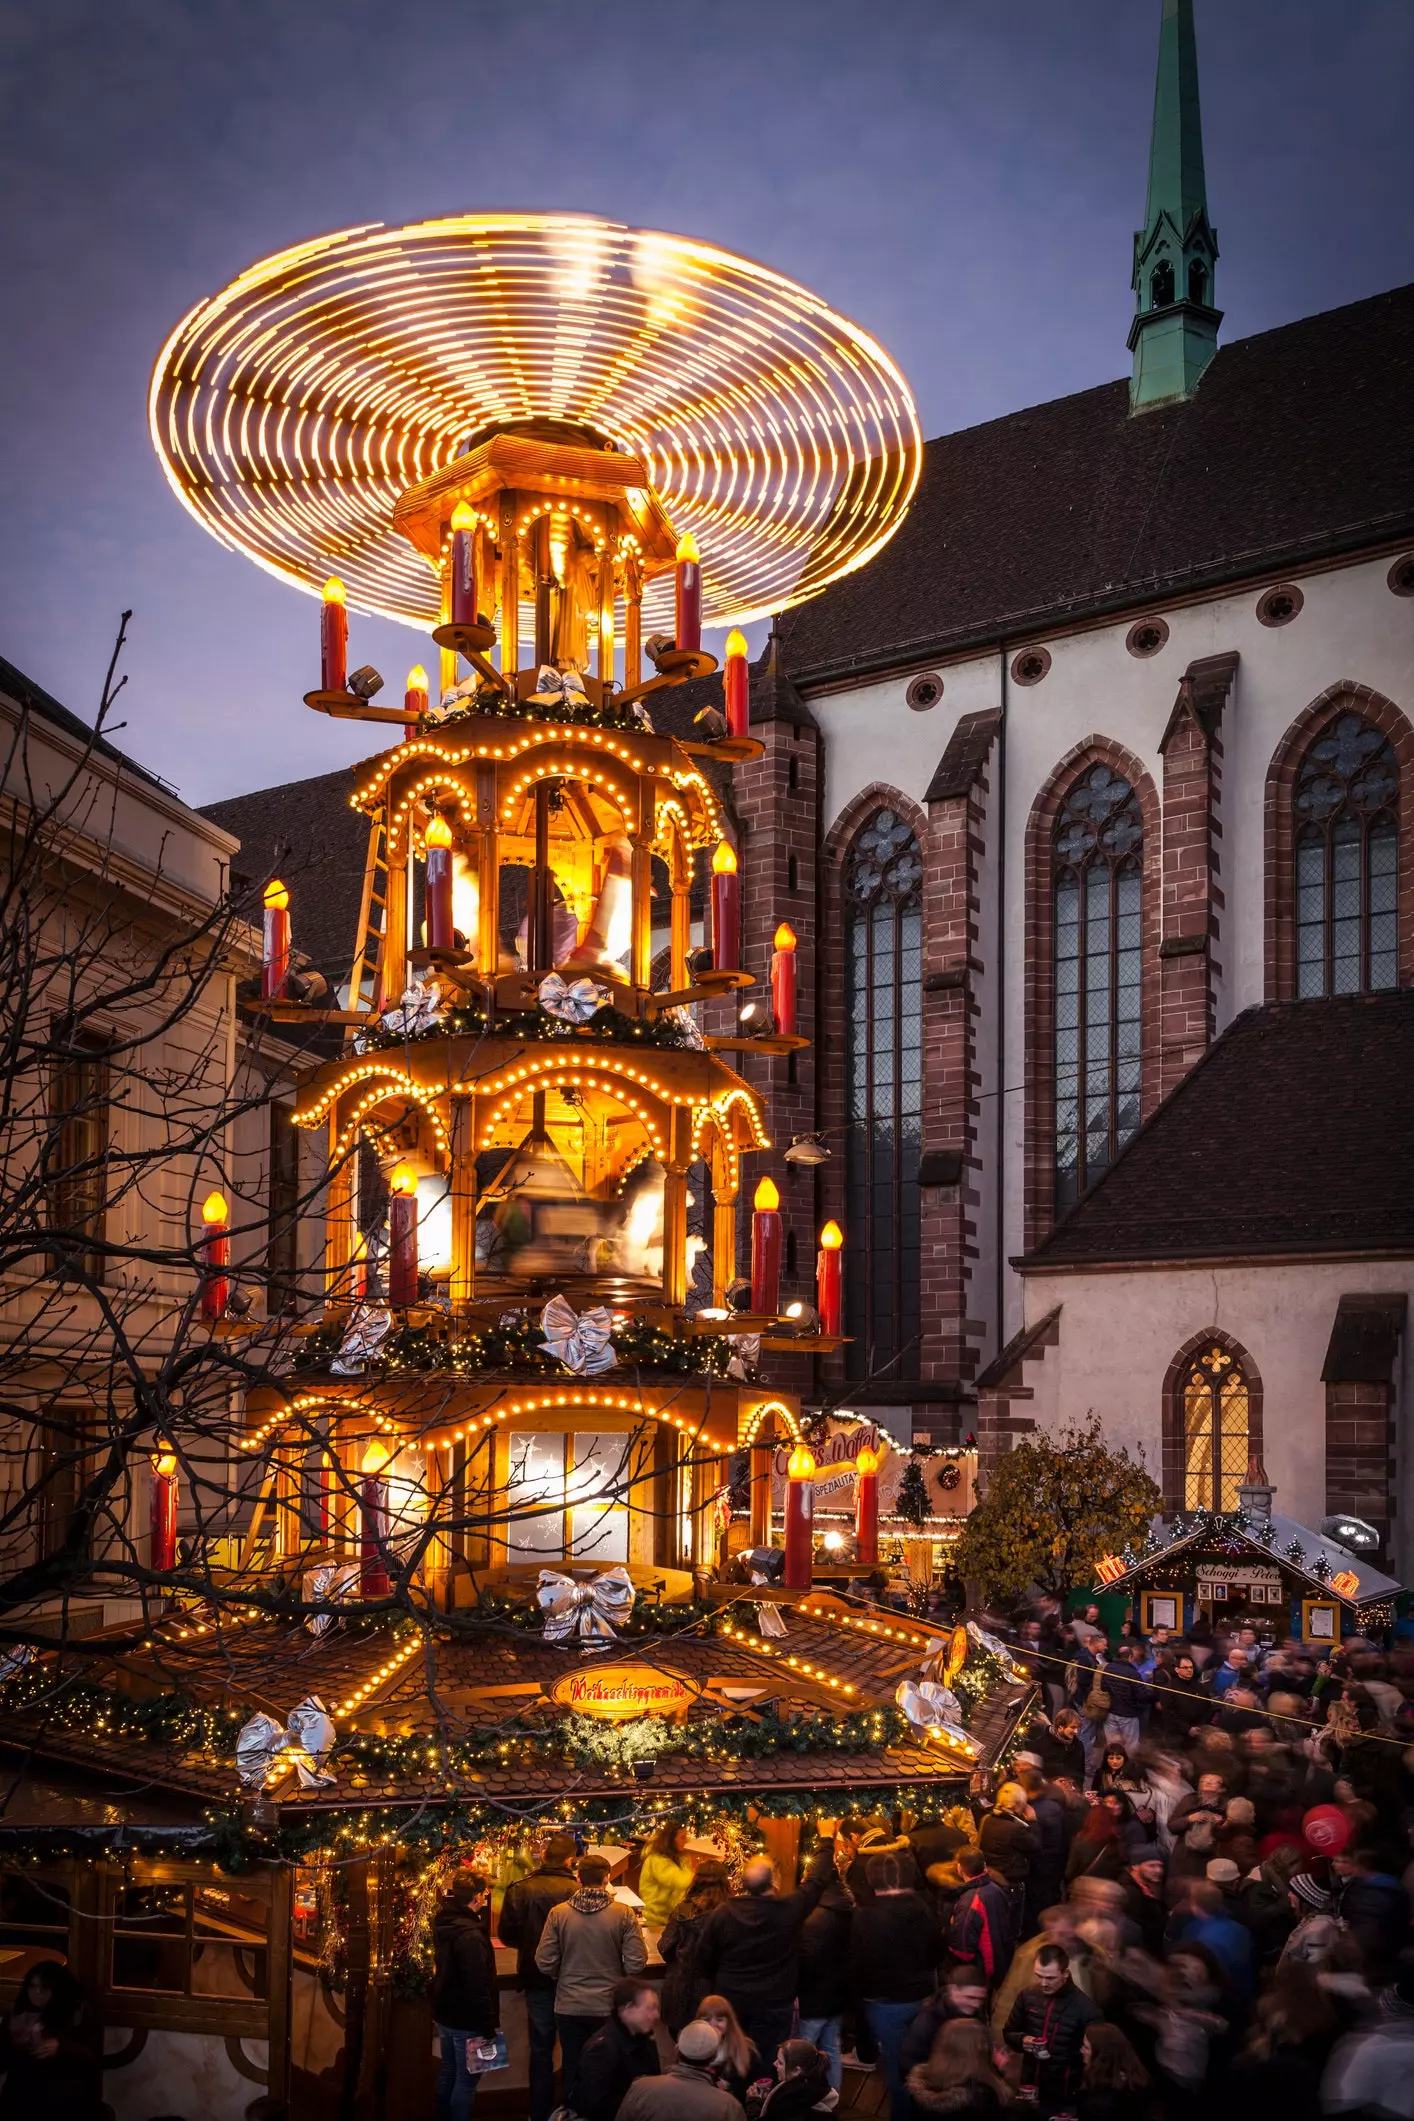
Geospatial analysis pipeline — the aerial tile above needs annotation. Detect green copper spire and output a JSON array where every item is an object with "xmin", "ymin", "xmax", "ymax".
[{"xmin": 1129, "ymin": 0, "xmax": 1221, "ymax": 410}]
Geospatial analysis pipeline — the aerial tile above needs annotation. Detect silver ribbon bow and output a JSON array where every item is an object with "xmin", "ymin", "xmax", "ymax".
[
  {"xmin": 303, "ymin": 1561, "xmax": 360, "ymax": 1638},
  {"xmin": 537, "ymin": 1564, "xmax": 637, "ymax": 1644},
  {"xmin": 896, "ymin": 1678, "xmax": 978, "ymax": 1755},
  {"xmin": 756, "ymin": 1603, "xmax": 788, "ymax": 1639},
  {"xmin": 285, "ymin": 1695, "xmax": 337, "ymax": 1788},
  {"xmin": 665, "ymin": 1005, "xmax": 704, "ymax": 1050},
  {"xmin": 531, "ymin": 664, "xmax": 589, "ymax": 705},
  {"xmin": 541, "ymin": 1293, "xmax": 616, "ymax": 1376},
  {"xmin": 331, "ymin": 1304, "xmax": 392, "ymax": 1376},
  {"xmin": 538, "ymin": 973, "xmax": 607, "ymax": 1024},
  {"xmin": 726, "ymin": 1333, "xmax": 761, "ymax": 1381},
  {"xmin": 379, "ymin": 977, "xmax": 446, "ymax": 1038},
  {"xmin": 236, "ymin": 1710, "xmax": 288, "ymax": 1790},
  {"xmin": 236, "ymin": 1696, "xmax": 338, "ymax": 1792},
  {"xmin": 0, "ymin": 1644, "xmax": 35, "ymax": 1684}
]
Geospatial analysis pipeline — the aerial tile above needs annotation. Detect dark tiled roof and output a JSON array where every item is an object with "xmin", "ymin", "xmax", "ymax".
[
  {"xmin": 0, "ymin": 650, "xmax": 168, "ymax": 792},
  {"xmin": 1022, "ymin": 993, "xmax": 1414, "ymax": 1269},
  {"xmin": 200, "ymin": 765, "xmax": 368, "ymax": 982},
  {"xmin": 1322, "ymin": 1294, "xmax": 1408, "ymax": 1383},
  {"xmin": 778, "ymin": 283, "xmax": 1414, "ymax": 684},
  {"xmin": 924, "ymin": 709, "xmax": 1002, "ymax": 804}
]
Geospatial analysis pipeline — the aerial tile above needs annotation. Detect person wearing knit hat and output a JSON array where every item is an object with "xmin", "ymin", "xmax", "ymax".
[
  {"xmin": 1289, "ymin": 1871, "xmax": 1335, "ymax": 1914},
  {"xmin": 1279, "ymin": 1868, "xmax": 1346, "ymax": 1974}
]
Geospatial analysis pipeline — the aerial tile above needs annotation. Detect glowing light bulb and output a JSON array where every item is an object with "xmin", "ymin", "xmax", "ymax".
[
  {"xmin": 322, "ymin": 576, "xmax": 346, "ymax": 605},
  {"xmin": 787, "ymin": 1443, "xmax": 815, "ymax": 1480},
  {"xmin": 819, "ymin": 1221, "xmax": 843, "ymax": 1250},
  {"xmin": 676, "ymin": 532, "xmax": 700, "ymax": 563},
  {"xmin": 425, "ymin": 815, "xmax": 453, "ymax": 849},
  {"xmin": 754, "ymin": 1177, "xmax": 780, "ymax": 1213},
  {"xmin": 773, "ymin": 922, "xmax": 797, "ymax": 951},
  {"xmin": 201, "ymin": 1191, "xmax": 229, "ymax": 1226},
  {"xmin": 712, "ymin": 841, "xmax": 737, "ymax": 875},
  {"xmin": 450, "ymin": 501, "xmax": 477, "ymax": 531},
  {"xmin": 263, "ymin": 879, "xmax": 289, "ymax": 910},
  {"xmin": 390, "ymin": 1163, "xmax": 418, "ymax": 1196},
  {"xmin": 407, "ymin": 664, "xmax": 429, "ymax": 692},
  {"xmin": 855, "ymin": 1446, "xmax": 879, "ymax": 1476}
]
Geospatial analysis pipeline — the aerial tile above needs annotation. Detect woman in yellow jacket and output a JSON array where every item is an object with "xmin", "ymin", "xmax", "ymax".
[{"xmin": 637, "ymin": 1822, "xmax": 695, "ymax": 1932}]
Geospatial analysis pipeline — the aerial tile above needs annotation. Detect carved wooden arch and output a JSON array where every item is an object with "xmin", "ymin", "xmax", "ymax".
[
  {"xmin": 1161, "ymin": 1328, "xmax": 1265, "ymax": 1514},
  {"xmin": 1264, "ymin": 680, "xmax": 1414, "ymax": 999},
  {"xmin": 1023, "ymin": 736, "xmax": 1162, "ymax": 1253}
]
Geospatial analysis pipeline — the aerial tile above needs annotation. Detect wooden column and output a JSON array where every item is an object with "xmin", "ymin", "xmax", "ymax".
[
  {"xmin": 662, "ymin": 1106, "xmax": 691, "ymax": 1308},
  {"xmin": 325, "ymin": 1110, "xmax": 354, "ymax": 1308},
  {"xmin": 382, "ymin": 789, "xmax": 409, "ymax": 1002},
  {"xmin": 475, "ymin": 762, "xmax": 499, "ymax": 976},
  {"xmin": 630, "ymin": 778, "xmax": 657, "ymax": 989},
  {"xmin": 499, "ymin": 491, "xmax": 519, "ymax": 682},
  {"xmin": 597, "ymin": 512, "xmax": 618, "ymax": 686},
  {"xmin": 750, "ymin": 1415, "xmax": 775, "ymax": 1548},
  {"xmin": 624, "ymin": 553, "xmax": 643, "ymax": 689},
  {"xmin": 267, "ymin": 1865, "xmax": 295, "ymax": 2116},
  {"xmin": 669, "ymin": 832, "xmax": 691, "ymax": 990},
  {"xmin": 422, "ymin": 1446, "xmax": 451, "ymax": 1606},
  {"xmin": 450, "ymin": 1100, "xmax": 477, "ymax": 1309},
  {"xmin": 712, "ymin": 1179, "xmax": 738, "ymax": 1304}
]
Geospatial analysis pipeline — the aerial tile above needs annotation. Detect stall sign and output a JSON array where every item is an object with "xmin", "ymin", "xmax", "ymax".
[
  {"xmin": 548, "ymin": 1666, "xmax": 696, "ymax": 1722},
  {"xmin": 1195, "ymin": 1562, "xmax": 1285, "ymax": 1605}
]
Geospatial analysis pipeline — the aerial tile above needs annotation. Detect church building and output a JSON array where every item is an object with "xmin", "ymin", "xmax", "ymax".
[{"xmin": 206, "ymin": 0, "xmax": 1414, "ymax": 1574}]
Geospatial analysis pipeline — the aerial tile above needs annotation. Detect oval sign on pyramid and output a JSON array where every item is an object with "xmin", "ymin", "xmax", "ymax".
[{"xmin": 149, "ymin": 213, "xmax": 922, "ymax": 632}]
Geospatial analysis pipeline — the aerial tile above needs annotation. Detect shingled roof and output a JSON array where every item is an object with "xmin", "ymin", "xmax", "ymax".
[
  {"xmin": 0, "ymin": 650, "xmax": 169, "ymax": 792},
  {"xmin": 778, "ymin": 282, "xmax": 1414, "ymax": 685},
  {"xmin": 1021, "ymin": 992, "xmax": 1414, "ymax": 1270}
]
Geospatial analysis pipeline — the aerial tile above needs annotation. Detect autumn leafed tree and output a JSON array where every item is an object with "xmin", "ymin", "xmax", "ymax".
[{"xmin": 953, "ymin": 1419, "xmax": 1161, "ymax": 1602}]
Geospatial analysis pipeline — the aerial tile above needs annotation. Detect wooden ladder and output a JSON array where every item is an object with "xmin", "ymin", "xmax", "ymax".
[{"xmin": 347, "ymin": 812, "xmax": 390, "ymax": 1029}]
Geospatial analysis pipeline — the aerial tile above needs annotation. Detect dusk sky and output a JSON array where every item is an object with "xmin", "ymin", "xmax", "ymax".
[{"xmin": 3, "ymin": 0, "xmax": 1411, "ymax": 806}]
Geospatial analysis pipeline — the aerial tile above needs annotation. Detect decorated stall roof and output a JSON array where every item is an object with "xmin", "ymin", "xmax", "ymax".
[{"xmin": 1095, "ymin": 1508, "xmax": 1400, "ymax": 1623}]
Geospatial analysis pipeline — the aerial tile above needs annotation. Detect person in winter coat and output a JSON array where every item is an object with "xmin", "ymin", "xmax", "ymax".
[
  {"xmin": 1003, "ymin": 1944, "xmax": 1100, "ymax": 2116},
  {"xmin": 1151, "ymin": 1653, "xmax": 1212, "ymax": 1748},
  {"xmin": 900, "ymin": 1959, "xmax": 991, "ymax": 2080},
  {"xmin": 660, "ymin": 1860, "xmax": 732, "ymax": 2034},
  {"xmin": 1075, "ymin": 2021, "xmax": 1153, "ymax": 2121},
  {"xmin": 638, "ymin": 1821, "xmax": 695, "ymax": 1932},
  {"xmin": 697, "ymin": 1993, "xmax": 766, "ymax": 2108},
  {"xmin": 535, "ymin": 1853, "xmax": 648, "ymax": 2109},
  {"xmin": 431, "ymin": 1873, "xmax": 500, "ymax": 2121},
  {"xmin": 757, "ymin": 2036, "xmax": 836, "ymax": 2117},
  {"xmin": 497, "ymin": 1833, "xmax": 578, "ymax": 2121},
  {"xmin": 946, "ymin": 1850, "xmax": 1015, "ymax": 1985},
  {"xmin": 1016, "ymin": 1768, "xmax": 1070, "ymax": 1925},
  {"xmin": 978, "ymin": 1785, "xmax": 1040, "ymax": 1891},
  {"xmin": 906, "ymin": 2017, "xmax": 1013, "ymax": 2117},
  {"xmin": 617, "ymin": 2018, "xmax": 747, "ymax": 2121},
  {"xmin": 694, "ymin": 1845, "xmax": 834, "ymax": 2067},
  {"xmin": 1332, "ymin": 1845, "xmax": 1412, "ymax": 1984},
  {"xmin": 1065, "ymin": 1796, "xmax": 1130, "ymax": 1886},
  {"xmin": 1033, "ymin": 1709, "xmax": 1087, "ymax": 1787},
  {"xmin": 796, "ymin": 1874, "xmax": 853, "ymax": 2090},
  {"xmin": 574, "ymin": 1978, "xmax": 662, "ymax": 2121},
  {"xmin": 0, "ymin": 1960, "xmax": 97, "ymax": 2121},
  {"xmin": 845, "ymin": 1822, "xmax": 922, "ymax": 1902},
  {"xmin": 849, "ymin": 1851, "xmax": 943, "ymax": 2121},
  {"xmin": 1167, "ymin": 1773, "xmax": 1229, "ymax": 1881}
]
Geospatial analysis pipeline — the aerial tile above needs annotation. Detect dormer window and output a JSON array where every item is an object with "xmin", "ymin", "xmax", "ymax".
[{"xmin": 1187, "ymin": 257, "xmax": 1208, "ymax": 305}]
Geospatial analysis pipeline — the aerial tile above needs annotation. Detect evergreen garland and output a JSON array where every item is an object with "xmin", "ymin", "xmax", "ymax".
[{"xmin": 360, "ymin": 998, "xmax": 692, "ymax": 1056}]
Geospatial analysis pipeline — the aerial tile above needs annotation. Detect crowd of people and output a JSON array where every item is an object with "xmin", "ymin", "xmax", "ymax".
[{"xmin": 426, "ymin": 1614, "xmax": 1414, "ymax": 2121}]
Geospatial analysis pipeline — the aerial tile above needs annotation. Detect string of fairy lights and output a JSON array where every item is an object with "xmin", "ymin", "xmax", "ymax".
[{"xmin": 148, "ymin": 214, "xmax": 921, "ymax": 633}]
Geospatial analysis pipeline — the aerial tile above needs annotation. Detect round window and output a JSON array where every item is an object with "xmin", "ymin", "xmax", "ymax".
[
  {"xmin": 1257, "ymin": 584, "xmax": 1304, "ymax": 627},
  {"xmin": 1387, "ymin": 554, "xmax": 1414, "ymax": 598},
  {"xmin": 906, "ymin": 672, "xmax": 944, "ymax": 712},
  {"xmin": 1126, "ymin": 616, "xmax": 1170, "ymax": 658},
  {"xmin": 1011, "ymin": 647, "xmax": 1052, "ymax": 687}
]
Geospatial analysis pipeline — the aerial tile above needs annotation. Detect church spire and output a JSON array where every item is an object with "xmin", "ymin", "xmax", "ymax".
[{"xmin": 1129, "ymin": 0, "xmax": 1221, "ymax": 410}]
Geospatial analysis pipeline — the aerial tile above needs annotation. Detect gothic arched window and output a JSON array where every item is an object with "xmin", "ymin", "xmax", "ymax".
[
  {"xmin": 1294, "ymin": 713, "xmax": 1399, "ymax": 997},
  {"xmin": 1187, "ymin": 257, "xmax": 1208, "ymax": 305},
  {"xmin": 844, "ymin": 809, "xmax": 923, "ymax": 1381},
  {"xmin": 1178, "ymin": 1342, "xmax": 1257, "ymax": 1512},
  {"xmin": 1150, "ymin": 260, "xmax": 1175, "ymax": 308},
  {"xmin": 1053, "ymin": 765, "xmax": 1144, "ymax": 1214}
]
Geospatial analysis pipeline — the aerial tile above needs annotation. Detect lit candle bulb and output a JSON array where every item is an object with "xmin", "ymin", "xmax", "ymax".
[
  {"xmin": 200, "ymin": 1190, "xmax": 229, "ymax": 1321},
  {"xmin": 150, "ymin": 1451, "xmax": 179, "ymax": 1573},
  {"xmin": 405, "ymin": 663, "xmax": 429, "ymax": 740},
  {"xmin": 854, "ymin": 1443, "xmax": 879, "ymax": 1565},
  {"xmin": 674, "ymin": 532, "xmax": 702, "ymax": 654},
  {"xmin": 770, "ymin": 921, "xmax": 798, "ymax": 1036},
  {"xmin": 784, "ymin": 1442, "xmax": 815, "ymax": 1590},
  {"xmin": 724, "ymin": 627, "xmax": 749, "ymax": 738},
  {"xmin": 262, "ymin": 879, "xmax": 290, "ymax": 1002},
  {"xmin": 751, "ymin": 1175, "xmax": 783, "ymax": 1315},
  {"xmin": 817, "ymin": 1219, "xmax": 843, "ymax": 1335},
  {"xmin": 424, "ymin": 814, "xmax": 454, "ymax": 950},
  {"xmin": 388, "ymin": 1163, "xmax": 419, "ymax": 1307},
  {"xmin": 321, "ymin": 575, "xmax": 348, "ymax": 692},
  {"xmin": 710, "ymin": 840, "xmax": 739, "ymax": 972},
  {"xmin": 449, "ymin": 501, "xmax": 478, "ymax": 626},
  {"xmin": 359, "ymin": 1438, "xmax": 392, "ymax": 1598}
]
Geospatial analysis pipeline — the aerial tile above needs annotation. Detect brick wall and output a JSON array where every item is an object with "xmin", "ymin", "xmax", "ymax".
[
  {"xmin": 1158, "ymin": 692, "xmax": 1219, "ymax": 1099},
  {"xmin": 1324, "ymin": 1380, "xmax": 1394, "ymax": 1542}
]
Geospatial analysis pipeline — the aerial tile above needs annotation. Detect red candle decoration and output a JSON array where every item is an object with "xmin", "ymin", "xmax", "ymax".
[
  {"xmin": 450, "ymin": 501, "xmax": 478, "ymax": 624},
  {"xmin": 320, "ymin": 575, "xmax": 348, "ymax": 691},
  {"xmin": 405, "ymin": 663, "xmax": 429, "ymax": 740},
  {"xmin": 770, "ymin": 921, "xmax": 798, "ymax": 1036},
  {"xmin": 710, "ymin": 840, "xmax": 739, "ymax": 972},
  {"xmin": 854, "ymin": 1442, "xmax": 879, "ymax": 1565},
  {"xmin": 150, "ymin": 1451, "xmax": 179, "ymax": 1573},
  {"xmin": 784, "ymin": 1442, "xmax": 815, "ymax": 1589},
  {"xmin": 674, "ymin": 531, "xmax": 702, "ymax": 654},
  {"xmin": 751, "ymin": 1175, "xmax": 783, "ymax": 1315},
  {"xmin": 262, "ymin": 879, "xmax": 291, "ymax": 1001},
  {"xmin": 200, "ymin": 1190, "xmax": 229, "ymax": 1320},
  {"xmin": 359, "ymin": 1438, "xmax": 392, "ymax": 1598},
  {"xmin": 424, "ymin": 814, "xmax": 454, "ymax": 950},
  {"xmin": 723, "ymin": 627, "xmax": 749, "ymax": 738},
  {"xmin": 817, "ymin": 1219, "xmax": 843, "ymax": 1335},
  {"xmin": 388, "ymin": 1163, "xmax": 419, "ymax": 1306}
]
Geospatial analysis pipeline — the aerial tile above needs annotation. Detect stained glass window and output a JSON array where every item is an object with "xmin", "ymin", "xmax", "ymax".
[
  {"xmin": 1053, "ymin": 765, "xmax": 1144, "ymax": 1214},
  {"xmin": 1294, "ymin": 713, "xmax": 1398, "ymax": 998},
  {"xmin": 1182, "ymin": 1345, "xmax": 1253, "ymax": 1511},
  {"xmin": 844, "ymin": 809, "xmax": 923, "ymax": 1381}
]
